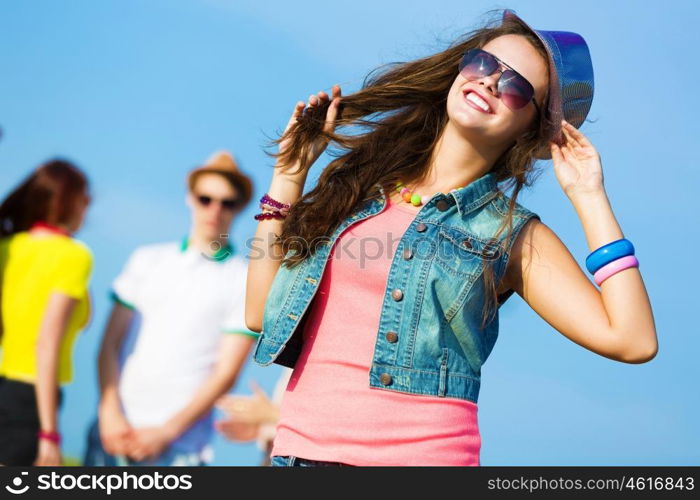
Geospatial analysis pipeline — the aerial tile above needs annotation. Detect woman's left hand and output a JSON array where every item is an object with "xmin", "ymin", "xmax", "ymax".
[{"xmin": 550, "ymin": 120, "xmax": 604, "ymax": 199}]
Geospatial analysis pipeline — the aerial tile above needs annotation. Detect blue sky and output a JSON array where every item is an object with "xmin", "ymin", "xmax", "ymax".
[{"xmin": 1, "ymin": 0, "xmax": 698, "ymax": 465}]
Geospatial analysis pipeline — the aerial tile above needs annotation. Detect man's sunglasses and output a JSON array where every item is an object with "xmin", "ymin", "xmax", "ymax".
[
  {"xmin": 195, "ymin": 194, "xmax": 241, "ymax": 211},
  {"xmin": 458, "ymin": 48, "xmax": 541, "ymax": 113}
]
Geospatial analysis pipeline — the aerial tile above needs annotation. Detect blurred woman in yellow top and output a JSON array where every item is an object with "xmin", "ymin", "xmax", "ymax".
[{"xmin": 0, "ymin": 159, "xmax": 93, "ymax": 466}]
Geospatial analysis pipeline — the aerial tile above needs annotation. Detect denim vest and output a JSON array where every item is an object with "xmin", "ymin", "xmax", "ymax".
[{"xmin": 252, "ymin": 171, "xmax": 540, "ymax": 403}]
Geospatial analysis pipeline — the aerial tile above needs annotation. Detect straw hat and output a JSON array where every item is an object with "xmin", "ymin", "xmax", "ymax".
[{"xmin": 187, "ymin": 151, "xmax": 253, "ymax": 210}]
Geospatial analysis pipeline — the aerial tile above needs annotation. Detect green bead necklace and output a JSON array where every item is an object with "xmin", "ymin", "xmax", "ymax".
[{"xmin": 394, "ymin": 181, "xmax": 468, "ymax": 207}]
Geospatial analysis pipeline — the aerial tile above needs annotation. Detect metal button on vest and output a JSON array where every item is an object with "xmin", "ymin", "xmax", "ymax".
[
  {"xmin": 385, "ymin": 331, "xmax": 398, "ymax": 343},
  {"xmin": 463, "ymin": 238, "xmax": 473, "ymax": 249},
  {"xmin": 416, "ymin": 222, "xmax": 427, "ymax": 232},
  {"xmin": 391, "ymin": 288, "xmax": 403, "ymax": 301},
  {"xmin": 380, "ymin": 373, "xmax": 393, "ymax": 385},
  {"xmin": 436, "ymin": 199, "xmax": 449, "ymax": 212},
  {"xmin": 402, "ymin": 247, "xmax": 413, "ymax": 260}
]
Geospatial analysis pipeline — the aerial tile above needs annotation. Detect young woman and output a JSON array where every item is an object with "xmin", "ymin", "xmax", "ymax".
[
  {"xmin": 245, "ymin": 9, "xmax": 658, "ymax": 466},
  {"xmin": 0, "ymin": 159, "xmax": 93, "ymax": 466}
]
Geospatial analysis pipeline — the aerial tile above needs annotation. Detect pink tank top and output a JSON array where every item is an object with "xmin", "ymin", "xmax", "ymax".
[{"xmin": 270, "ymin": 193, "xmax": 481, "ymax": 466}]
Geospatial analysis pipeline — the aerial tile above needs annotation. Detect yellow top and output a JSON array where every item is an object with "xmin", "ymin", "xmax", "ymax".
[{"xmin": 0, "ymin": 231, "xmax": 93, "ymax": 385}]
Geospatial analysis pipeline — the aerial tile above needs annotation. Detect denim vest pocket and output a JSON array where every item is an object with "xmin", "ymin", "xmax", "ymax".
[{"xmin": 434, "ymin": 226, "xmax": 501, "ymax": 276}]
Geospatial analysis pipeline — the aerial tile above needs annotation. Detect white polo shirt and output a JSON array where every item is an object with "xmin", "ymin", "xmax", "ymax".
[{"xmin": 110, "ymin": 237, "xmax": 257, "ymax": 455}]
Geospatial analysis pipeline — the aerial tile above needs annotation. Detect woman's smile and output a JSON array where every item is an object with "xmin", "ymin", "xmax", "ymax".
[{"xmin": 463, "ymin": 89, "xmax": 494, "ymax": 114}]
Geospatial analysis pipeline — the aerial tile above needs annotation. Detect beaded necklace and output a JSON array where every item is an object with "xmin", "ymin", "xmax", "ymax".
[{"xmin": 394, "ymin": 181, "xmax": 468, "ymax": 207}]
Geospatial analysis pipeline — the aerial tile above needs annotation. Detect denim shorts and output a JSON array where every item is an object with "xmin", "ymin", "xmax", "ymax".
[{"xmin": 270, "ymin": 455, "xmax": 354, "ymax": 467}]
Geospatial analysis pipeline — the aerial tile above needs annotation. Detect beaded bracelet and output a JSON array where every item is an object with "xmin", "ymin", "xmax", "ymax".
[
  {"xmin": 254, "ymin": 211, "xmax": 286, "ymax": 221},
  {"xmin": 254, "ymin": 193, "xmax": 292, "ymax": 221},
  {"xmin": 593, "ymin": 255, "xmax": 639, "ymax": 286},
  {"xmin": 260, "ymin": 193, "xmax": 291, "ymax": 210}
]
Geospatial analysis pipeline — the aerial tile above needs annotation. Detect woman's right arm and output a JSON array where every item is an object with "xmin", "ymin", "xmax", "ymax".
[{"xmin": 245, "ymin": 85, "xmax": 341, "ymax": 333}]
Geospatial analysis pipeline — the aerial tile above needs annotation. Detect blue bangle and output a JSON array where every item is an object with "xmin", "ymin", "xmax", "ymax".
[{"xmin": 585, "ymin": 238, "xmax": 635, "ymax": 275}]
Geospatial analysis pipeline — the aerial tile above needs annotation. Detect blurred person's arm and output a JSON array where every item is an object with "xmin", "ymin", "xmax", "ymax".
[
  {"xmin": 245, "ymin": 86, "xmax": 342, "ymax": 332},
  {"xmin": 35, "ymin": 243, "xmax": 93, "ymax": 466},
  {"xmin": 34, "ymin": 292, "xmax": 77, "ymax": 466},
  {"xmin": 98, "ymin": 245, "xmax": 154, "ymax": 456},
  {"xmin": 215, "ymin": 379, "xmax": 280, "ymax": 443},
  {"xmin": 126, "ymin": 333, "xmax": 256, "ymax": 461},
  {"xmin": 97, "ymin": 302, "xmax": 135, "ymax": 455},
  {"xmin": 215, "ymin": 367, "xmax": 292, "ymax": 462}
]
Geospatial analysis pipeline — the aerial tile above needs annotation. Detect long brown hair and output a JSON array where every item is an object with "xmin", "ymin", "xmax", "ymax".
[
  {"xmin": 0, "ymin": 159, "xmax": 89, "ymax": 237},
  {"xmin": 269, "ymin": 11, "xmax": 552, "ymax": 329}
]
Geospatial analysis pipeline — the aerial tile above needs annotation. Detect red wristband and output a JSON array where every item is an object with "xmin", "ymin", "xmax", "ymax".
[{"xmin": 37, "ymin": 430, "xmax": 61, "ymax": 444}]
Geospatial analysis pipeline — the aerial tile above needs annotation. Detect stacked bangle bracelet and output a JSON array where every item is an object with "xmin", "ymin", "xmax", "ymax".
[
  {"xmin": 254, "ymin": 193, "xmax": 292, "ymax": 221},
  {"xmin": 585, "ymin": 238, "xmax": 639, "ymax": 286}
]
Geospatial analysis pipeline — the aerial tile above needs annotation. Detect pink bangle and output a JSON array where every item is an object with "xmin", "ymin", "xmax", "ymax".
[
  {"xmin": 37, "ymin": 430, "xmax": 61, "ymax": 444},
  {"xmin": 593, "ymin": 255, "xmax": 639, "ymax": 286}
]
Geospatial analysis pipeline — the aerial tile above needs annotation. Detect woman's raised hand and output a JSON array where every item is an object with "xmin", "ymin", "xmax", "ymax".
[
  {"xmin": 277, "ymin": 84, "xmax": 342, "ymax": 174},
  {"xmin": 550, "ymin": 120, "xmax": 605, "ymax": 200}
]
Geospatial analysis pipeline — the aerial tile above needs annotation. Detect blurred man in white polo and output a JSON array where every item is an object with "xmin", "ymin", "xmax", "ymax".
[{"xmin": 84, "ymin": 151, "xmax": 258, "ymax": 466}]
